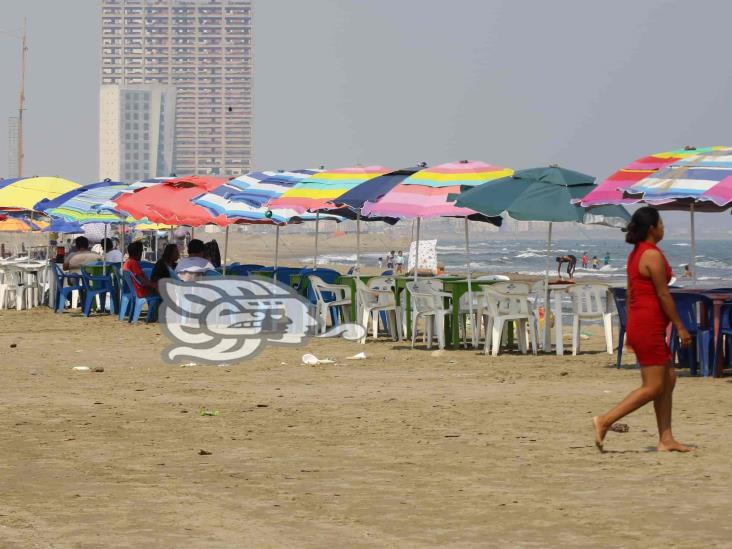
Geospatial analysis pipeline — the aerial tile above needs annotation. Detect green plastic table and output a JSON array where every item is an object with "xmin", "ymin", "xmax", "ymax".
[{"xmin": 440, "ymin": 278, "xmax": 502, "ymax": 349}]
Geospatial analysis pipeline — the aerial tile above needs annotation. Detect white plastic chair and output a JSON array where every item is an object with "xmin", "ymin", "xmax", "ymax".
[
  {"xmin": 356, "ymin": 278, "xmax": 402, "ymax": 343},
  {"xmin": 406, "ymin": 280, "xmax": 452, "ymax": 350},
  {"xmin": 481, "ymin": 282, "xmax": 537, "ymax": 356},
  {"xmin": 309, "ymin": 275, "xmax": 352, "ymax": 334},
  {"xmin": 0, "ymin": 266, "xmax": 24, "ymax": 310},
  {"xmin": 567, "ymin": 283, "xmax": 614, "ymax": 355}
]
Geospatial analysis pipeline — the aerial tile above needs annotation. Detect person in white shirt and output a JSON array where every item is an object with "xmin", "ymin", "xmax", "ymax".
[
  {"xmin": 102, "ymin": 238, "xmax": 124, "ymax": 263},
  {"xmin": 175, "ymin": 239, "xmax": 215, "ymax": 281},
  {"xmin": 63, "ymin": 236, "xmax": 102, "ymax": 271}
]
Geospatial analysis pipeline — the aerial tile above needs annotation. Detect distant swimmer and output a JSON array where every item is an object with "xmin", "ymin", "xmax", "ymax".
[
  {"xmin": 592, "ymin": 256, "xmax": 600, "ymax": 270},
  {"xmin": 683, "ymin": 264, "xmax": 692, "ymax": 278},
  {"xmin": 581, "ymin": 253, "xmax": 588, "ymax": 269},
  {"xmin": 604, "ymin": 252, "xmax": 611, "ymax": 266},
  {"xmin": 556, "ymin": 254, "xmax": 577, "ymax": 279}
]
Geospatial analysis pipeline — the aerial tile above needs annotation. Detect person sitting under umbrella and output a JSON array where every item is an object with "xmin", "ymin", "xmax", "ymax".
[
  {"xmin": 175, "ymin": 239, "xmax": 215, "ymax": 281},
  {"xmin": 556, "ymin": 254, "xmax": 577, "ymax": 279},
  {"xmin": 64, "ymin": 236, "xmax": 102, "ymax": 271}
]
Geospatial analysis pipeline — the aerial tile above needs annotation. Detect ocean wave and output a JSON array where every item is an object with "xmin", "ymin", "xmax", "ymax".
[
  {"xmin": 696, "ymin": 260, "xmax": 730, "ymax": 269},
  {"xmin": 516, "ymin": 252, "xmax": 544, "ymax": 258},
  {"xmin": 672, "ymin": 242, "xmax": 690, "ymax": 247}
]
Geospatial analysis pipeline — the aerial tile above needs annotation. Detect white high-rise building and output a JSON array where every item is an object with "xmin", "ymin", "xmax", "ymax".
[
  {"xmin": 99, "ymin": 84, "xmax": 177, "ymax": 181},
  {"xmin": 100, "ymin": 0, "xmax": 254, "ymax": 178}
]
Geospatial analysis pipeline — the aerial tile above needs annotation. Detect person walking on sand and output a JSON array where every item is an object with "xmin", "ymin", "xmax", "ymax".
[{"xmin": 593, "ymin": 207, "xmax": 691, "ymax": 453}]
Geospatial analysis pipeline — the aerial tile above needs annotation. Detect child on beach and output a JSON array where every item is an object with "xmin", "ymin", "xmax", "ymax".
[
  {"xmin": 604, "ymin": 252, "xmax": 611, "ymax": 266},
  {"xmin": 386, "ymin": 251, "xmax": 395, "ymax": 270},
  {"xmin": 395, "ymin": 251, "xmax": 405, "ymax": 274},
  {"xmin": 592, "ymin": 256, "xmax": 599, "ymax": 269},
  {"xmin": 581, "ymin": 253, "xmax": 588, "ymax": 269},
  {"xmin": 377, "ymin": 257, "xmax": 383, "ymax": 269}
]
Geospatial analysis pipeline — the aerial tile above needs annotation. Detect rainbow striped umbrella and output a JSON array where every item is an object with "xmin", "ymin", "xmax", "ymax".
[
  {"xmin": 361, "ymin": 160, "xmax": 512, "ymax": 221},
  {"xmin": 35, "ymin": 180, "xmax": 131, "ymax": 224},
  {"xmin": 268, "ymin": 165, "xmax": 391, "ymax": 215},
  {"xmin": 0, "ymin": 176, "xmax": 80, "ymax": 211},
  {"xmin": 579, "ymin": 146, "xmax": 730, "ymax": 208}
]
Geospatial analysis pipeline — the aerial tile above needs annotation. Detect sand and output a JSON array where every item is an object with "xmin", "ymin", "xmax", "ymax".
[{"xmin": 1, "ymin": 303, "xmax": 732, "ymax": 548}]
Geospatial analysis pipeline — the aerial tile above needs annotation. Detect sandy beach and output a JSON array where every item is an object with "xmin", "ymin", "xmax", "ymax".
[{"xmin": 1, "ymin": 300, "xmax": 731, "ymax": 547}]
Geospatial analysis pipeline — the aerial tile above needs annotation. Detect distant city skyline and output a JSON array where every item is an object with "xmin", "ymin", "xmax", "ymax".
[{"xmin": 2, "ymin": 0, "xmax": 732, "ymax": 232}]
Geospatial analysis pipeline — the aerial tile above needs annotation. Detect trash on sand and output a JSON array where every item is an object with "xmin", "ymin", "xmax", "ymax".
[
  {"xmin": 72, "ymin": 366, "xmax": 90, "ymax": 372},
  {"xmin": 9, "ymin": 343, "xmax": 17, "ymax": 348},
  {"xmin": 301, "ymin": 353, "xmax": 335, "ymax": 365},
  {"xmin": 198, "ymin": 449, "xmax": 212, "ymax": 456},
  {"xmin": 181, "ymin": 362, "xmax": 198, "ymax": 367},
  {"xmin": 609, "ymin": 423, "xmax": 630, "ymax": 433},
  {"xmin": 199, "ymin": 407, "xmax": 220, "ymax": 416},
  {"xmin": 346, "ymin": 352, "xmax": 367, "ymax": 360},
  {"xmin": 93, "ymin": 367, "xmax": 105, "ymax": 373},
  {"xmin": 430, "ymin": 350, "xmax": 445, "ymax": 357}
]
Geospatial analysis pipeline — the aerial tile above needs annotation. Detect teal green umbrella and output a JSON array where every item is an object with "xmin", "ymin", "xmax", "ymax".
[{"xmin": 452, "ymin": 165, "xmax": 630, "ymax": 353}]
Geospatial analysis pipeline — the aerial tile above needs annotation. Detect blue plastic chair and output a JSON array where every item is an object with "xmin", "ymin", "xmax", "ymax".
[
  {"xmin": 166, "ymin": 266, "xmax": 180, "ymax": 280},
  {"xmin": 713, "ymin": 302, "xmax": 732, "ymax": 370},
  {"xmin": 610, "ymin": 288, "xmax": 629, "ymax": 369},
  {"xmin": 120, "ymin": 270, "xmax": 160, "ymax": 323},
  {"xmin": 670, "ymin": 293, "xmax": 714, "ymax": 376},
  {"xmin": 203, "ymin": 269, "xmax": 222, "ymax": 277},
  {"xmin": 139, "ymin": 260, "xmax": 155, "ymax": 270},
  {"xmin": 381, "ymin": 270, "xmax": 394, "ymax": 276},
  {"xmin": 52, "ymin": 263, "xmax": 83, "ymax": 313},
  {"xmin": 272, "ymin": 267, "xmax": 302, "ymax": 286},
  {"xmin": 80, "ymin": 265, "xmax": 118, "ymax": 316}
]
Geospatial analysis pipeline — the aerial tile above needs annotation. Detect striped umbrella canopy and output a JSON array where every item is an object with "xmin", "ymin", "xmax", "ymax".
[
  {"xmin": 0, "ymin": 216, "xmax": 48, "ymax": 232},
  {"xmin": 193, "ymin": 169, "xmax": 340, "ymax": 224},
  {"xmin": 0, "ymin": 176, "xmax": 80, "ymax": 211},
  {"xmin": 114, "ymin": 175, "xmax": 231, "ymax": 226},
  {"xmin": 579, "ymin": 146, "xmax": 730, "ymax": 209},
  {"xmin": 35, "ymin": 180, "xmax": 132, "ymax": 224},
  {"xmin": 268, "ymin": 166, "xmax": 391, "ymax": 215},
  {"xmin": 362, "ymin": 160, "xmax": 512, "ymax": 222}
]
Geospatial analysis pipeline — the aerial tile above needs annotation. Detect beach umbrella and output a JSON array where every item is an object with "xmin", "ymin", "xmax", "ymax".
[
  {"xmin": 579, "ymin": 146, "xmax": 732, "ymax": 281},
  {"xmin": 192, "ymin": 170, "xmax": 342, "ymax": 272},
  {"xmin": 328, "ymin": 166, "xmax": 422, "ymax": 271},
  {"xmin": 269, "ymin": 166, "xmax": 392, "ymax": 267},
  {"xmin": 453, "ymin": 165, "xmax": 630, "ymax": 349},
  {"xmin": 0, "ymin": 216, "xmax": 47, "ymax": 232},
  {"xmin": 363, "ymin": 160, "xmax": 511, "ymax": 346},
  {"xmin": 0, "ymin": 176, "xmax": 80, "ymax": 211}
]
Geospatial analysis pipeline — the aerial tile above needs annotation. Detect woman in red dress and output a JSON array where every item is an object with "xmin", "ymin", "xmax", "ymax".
[{"xmin": 593, "ymin": 207, "xmax": 691, "ymax": 452}]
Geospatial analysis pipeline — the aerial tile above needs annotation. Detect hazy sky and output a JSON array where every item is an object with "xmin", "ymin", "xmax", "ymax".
[{"xmin": 1, "ymin": 0, "xmax": 731, "ymax": 230}]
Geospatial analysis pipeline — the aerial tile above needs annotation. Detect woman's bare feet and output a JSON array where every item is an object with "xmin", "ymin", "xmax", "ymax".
[
  {"xmin": 657, "ymin": 439, "xmax": 692, "ymax": 452},
  {"xmin": 593, "ymin": 416, "xmax": 607, "ymax": 452}
]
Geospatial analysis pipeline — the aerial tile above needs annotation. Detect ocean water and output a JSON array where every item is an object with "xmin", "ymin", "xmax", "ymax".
[{"xmin": 314, "ymin": 238, "xmax": 732, "ymax": 287}]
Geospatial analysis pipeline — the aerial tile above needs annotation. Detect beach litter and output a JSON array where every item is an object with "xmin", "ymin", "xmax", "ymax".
[
  {"xmin": 609, "ymin": 423, "xmax": 630, "ymax": 433},
  {"xmin": 199, "ymin": 407, "xmax": 220, "ymax": 416},
  {"xmin": 93, "ymin": 367, "xmax": 105, "ymax": 373},
  {"xmin": 72, "ymin": 366, "xmax": 90, "ymax": 372},
  {"xmin": 9, "ymin": 343, "xmax": 17, "ymax": 348},
  {"xmin": 346, "ymin": 352, "xmax": 367, "ymax": 360},
  {"xmin": 181, "ymin": 362, "xmax": 198, "ymax": 368},
  {"xmin": 301, "ymin": 353, "xmax": 335, "ymax": 365},
  {"xmin": 198, "ymin": 449, "xmax": 212, "ymax": 456}
]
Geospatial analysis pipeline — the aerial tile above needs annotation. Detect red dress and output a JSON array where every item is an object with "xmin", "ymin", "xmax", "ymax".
[{"xmin": 626, "ymin": 241, "xmax": 673, "ymax": 366}]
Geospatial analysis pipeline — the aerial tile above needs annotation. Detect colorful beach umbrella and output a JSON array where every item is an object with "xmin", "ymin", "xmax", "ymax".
[
  {"xmin": 0, "ymin": 216, "xmax": 47, "ymax": 232},
  {"xmin": 0, "ymin": 176, "xmax": 80, "ymax": 211},
  {"xmin": 453, "ymin": 165, "xmax": 630, "ymax": 352},
  {"xmin": 268, "ymin": 166, "xmax": 391, "ymax": 215},
  {"xmin": 579, "ymin": 146, "xmax": 731, "ymax": 209},
  {"xmin": 579, "ymin": 146, "xmax": 732, "ymax": 281},
  {"xmin": 114, "ymin": 175, "xmax": 231, "ymax": 227},
  {"xmin": 34, "ymin": 180, "xmax": 131, "ymax": 224}
]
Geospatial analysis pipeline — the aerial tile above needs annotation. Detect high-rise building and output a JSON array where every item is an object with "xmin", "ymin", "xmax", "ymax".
[
  {"xmin": 100, "ymin": 0, "xmax": 253, "ymax": 178},
  {"xmin": 99, "ymin": 84, "xmax": 177, "ymax": 181}
]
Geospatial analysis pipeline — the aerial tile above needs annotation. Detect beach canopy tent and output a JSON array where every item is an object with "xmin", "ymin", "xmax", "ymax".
[
  {"xmin": 452, "ymin": 165, "xmax": 630, "ymax": 348},
  {"xmin": 0, "ymin": 176, "xmax": 80, "ymax": 211},
  {"xmin": 192, "ymin": 170, "xmax": 343, "ymax": 271},
  {"xmin": 578, "ymin": 146, "xmax": 732, "ymax": 280},
  {"xmin": 362, "ymin": 160, "xmax": 513, "ymax": 342}
]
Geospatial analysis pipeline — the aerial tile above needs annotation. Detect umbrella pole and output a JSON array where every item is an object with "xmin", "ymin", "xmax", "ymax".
[
  {"xmin": 222, "ymin": 225, "xmax": 229, "ymax": 275},
  {"xmin": 102, "ymin": 224, "xmax": 107, "ymax": 275},
  {"xmin": 120, "ymin": 221, "xmax": 126, "ymax": 253},
  {"xmin": 274, "ymin": 224, "xmax": 280, "ymax": 270},
  {"xmin": 314, "ymin": 212, "xmax": 320, "ymax": 268},
  {"xmin": 543, "ymin": 221, "xmax": 553, "ymax": 351},
  {"xmin": 464, "ymin": 217, "xmax": 476, "ymax": 347},
  {"xmin": 356, "ymin": 209, "xmax": 361, "ymax": 273},
  {"xmin": 690, "ymin": 204, "xmax": 696, "ymax": 284},
  {"xmin": 413, "ymin": 217, "xmax": 421, "ymax": 281}
]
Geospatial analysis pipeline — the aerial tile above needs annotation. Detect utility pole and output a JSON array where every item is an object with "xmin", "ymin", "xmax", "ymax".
[{"xmin": 17, "ymin": 18, "xmax": 27, "ymax": 177}]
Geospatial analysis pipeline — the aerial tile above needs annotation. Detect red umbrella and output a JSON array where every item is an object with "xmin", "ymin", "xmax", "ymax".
[{"xmin": 114, "ymin": 175, "xmax": 232, "ymax": 226}]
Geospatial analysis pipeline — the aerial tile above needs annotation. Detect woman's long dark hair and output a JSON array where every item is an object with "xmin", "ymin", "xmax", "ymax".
[
  {"xmin": 625, "ymin": 206, "xmax": 661, "ymax": 244},
  {"xmin": 161, "ymin": 243, "xmax": 179, "ymax": 266}
]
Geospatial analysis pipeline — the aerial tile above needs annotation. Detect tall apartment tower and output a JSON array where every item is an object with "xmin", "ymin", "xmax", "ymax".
[{"xmin": 100, "ymin": 0, "xmax": 253, "ymax": 179}]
